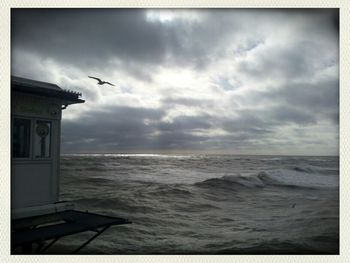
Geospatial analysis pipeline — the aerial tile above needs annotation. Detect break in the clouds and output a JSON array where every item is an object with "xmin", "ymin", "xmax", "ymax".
[{"xmin": 11, "ymin": 8, "xmax": 339, "ymax": 155}]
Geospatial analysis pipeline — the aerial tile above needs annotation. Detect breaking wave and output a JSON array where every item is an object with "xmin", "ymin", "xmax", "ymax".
[
  {"xmin": 196, "ymin": 168, "xmax": 338, "ymax": 190},
  {"xmin": 57, "ymin": 154, "xmax": 339, "ymax": 255}
]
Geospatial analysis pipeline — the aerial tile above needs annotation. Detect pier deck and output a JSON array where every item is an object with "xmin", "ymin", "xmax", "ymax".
[{"xmin": 12, "ymin": 210, "xmax": 131, "ymax": 253}]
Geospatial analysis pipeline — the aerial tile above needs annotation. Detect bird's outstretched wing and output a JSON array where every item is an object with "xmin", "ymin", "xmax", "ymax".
[
  {"xmin": 105, "ymin": 82, "xmax": 115, "ymax": 86},
  {"xmin": 88, "ymin": 76, "xmax": 102, "ymax": 82}
]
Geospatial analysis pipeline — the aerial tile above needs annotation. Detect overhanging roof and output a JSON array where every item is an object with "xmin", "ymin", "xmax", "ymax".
[{"xmin": 12, "ymin": 76, "xmax": 85, "ymax": 105}]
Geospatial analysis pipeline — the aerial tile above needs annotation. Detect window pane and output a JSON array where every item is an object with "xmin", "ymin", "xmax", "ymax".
[
  {"xmin": 13, "ymin": 118, "xmax": 31, "ymax": 158},
  {"xmin": 34, "ymin": 121, "xmax": 51, "ymax": 158}
]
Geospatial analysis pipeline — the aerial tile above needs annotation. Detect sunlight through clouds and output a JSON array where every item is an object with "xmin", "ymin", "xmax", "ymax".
[{"xmin": 11, "ymin": 9, "xmax": 339, "ymax": 155}]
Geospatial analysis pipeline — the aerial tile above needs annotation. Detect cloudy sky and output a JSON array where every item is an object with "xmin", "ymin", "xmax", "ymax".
[{"xmin": 11, "ymin": 9, "xmax": 339, "ymax": 155}]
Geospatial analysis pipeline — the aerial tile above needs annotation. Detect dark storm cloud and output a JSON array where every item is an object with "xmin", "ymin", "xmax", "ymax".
[
  {"xmin": 61, "ymin": 104, "xmax": 217, "ymax": 153},
  {"xmin": 234, "ymin": 39, "xmax": 264, "ymax": 56},
  {"xmin": 221, "ymin": 111, "xmax": 270, "ymax": 134},
  {"xmin": 277, "ymin": 80, "xmax": 339, "ymax": 113},
  {"xmin": 11, "ymin": 8, "xmax": 221, "ymax": 79},
  {"xmin": 12, "ymin": 9, "xmax": 338, "ymax": 80},
  {"xmin": 59, "ymin": 72, "xmax": 338, "ymax": 154},
  {"xmin": 60, "ymin": 101, "xmax": 320, "ymax": 154},
  {"xmin": 252, "ymin": 78, "xmax": 339, "ymax": 123},
  {"xmin": 220, "ymin": 106, "xmax": 316, "ymax": 136},
  {"xmin": 61, "ymin": 105, "xmax": 165, "ymax": 152},
  {"xmin": 156, "ymin": 115, "xmax": 213, "ymax": 132},
  {"xmin": 150, "ymin": 131, "xmax": 208, "ymax": 151},
  {"xmin": 60, "ymin": 103, "xmax": 335, "ymax": 154},
  {"xmin": 12, "ymin": 9, "xmax": 164, "ymax": 64},
  {"xmin": 238, "ymin": 41, "xmax": 334, "ymax": 80},
  {"xmin": 12, "ymin": 8, "xmax": 339, "ymax": 154},
  {"xmin": 61, "ymin": 106, "xmax": 214, "ymax": 153},
  {"xmin": 267, "ymin": 106, "xmax": 317, "ymax": 125}
]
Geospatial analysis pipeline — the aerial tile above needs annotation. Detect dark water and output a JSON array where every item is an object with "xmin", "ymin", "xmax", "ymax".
[{"xmin": 55, "ymin": 154, "xmax": 339, "ymax": 254}]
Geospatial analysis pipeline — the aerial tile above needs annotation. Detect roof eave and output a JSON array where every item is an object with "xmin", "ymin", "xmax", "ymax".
[{"xmin": 12, "ymin": 83, "xmax": 84, "ymax": 105}]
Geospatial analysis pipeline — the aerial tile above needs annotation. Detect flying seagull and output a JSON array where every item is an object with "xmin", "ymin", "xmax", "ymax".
[{"xmin": 88, "ymin": 76, "xmax": 115, "ymax": 86}]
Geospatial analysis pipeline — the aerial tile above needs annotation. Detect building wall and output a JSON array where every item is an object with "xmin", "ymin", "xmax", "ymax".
[{"xmin": 11, "ymin": 92, "xmax": 62, "ymax": 209}]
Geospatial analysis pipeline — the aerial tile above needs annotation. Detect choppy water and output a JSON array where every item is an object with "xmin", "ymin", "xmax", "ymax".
[{"xmin": 55, "ymin": 154, "xmax": 339, "ymax": 254}]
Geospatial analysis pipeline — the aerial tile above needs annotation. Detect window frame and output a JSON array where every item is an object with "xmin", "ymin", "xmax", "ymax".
[
  {"xmin": 33, "ymin": 119, "xmax": 52, "ymax": 160},
  {"xmin": 11, "ymin": 116, "xmax": 53, "ymax": 161},
  {"xmin": 11, "ymin": 116, "xmax": 33, "ymax": 160}
]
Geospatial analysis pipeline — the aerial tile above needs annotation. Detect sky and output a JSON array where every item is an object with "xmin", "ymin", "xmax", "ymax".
[{"xmin": 11, "ymin": 9, "xmax": 339, "ymax": 155}]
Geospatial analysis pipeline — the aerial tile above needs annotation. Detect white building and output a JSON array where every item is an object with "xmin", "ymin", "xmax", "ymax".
[
  {"xmin": 11, "ymin": 76, "xmax": 84, "ymax": 218},
  {"xmin": 11, "ymin": 76, "xmax": 130, "ymax": 254}
]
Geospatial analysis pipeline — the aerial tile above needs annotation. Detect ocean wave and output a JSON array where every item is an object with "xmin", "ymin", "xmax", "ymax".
[
  {"xmin": 195, "ymin": 174, "xmax": 266, "ymax": 189},
  {"xmin": 57, "ymin": 155, "xmax": 338, "ymax": 255},
  {"xmin": 73, "ymin": 197, "xmax": 161, "ymax": 214},
  {"xmin": 195, "ymin": 169, "xmax": 338, "ymax": 190},
  {"xmin": 215, "ymin": 240, "xmax": 331, "ymax": 254},
  {"xmin": 292, "ymin": 166, "xmax": 315, "ymax": 173},
  {"xmin": 132, "ymin": 181, "xmax": 195, "ymax": 198},
  {"xmin": 85, "ymin": 167, "xmax": 108, "ymax": 172},
  {"xmin": 292, "ymin": 165, "xmax": 339, "ymax": 175}
]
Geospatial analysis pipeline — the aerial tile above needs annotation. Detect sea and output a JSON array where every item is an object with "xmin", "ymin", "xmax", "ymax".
[{"xmin": 53, "ymin": 154, "xmax": 339, "ymax": 254}]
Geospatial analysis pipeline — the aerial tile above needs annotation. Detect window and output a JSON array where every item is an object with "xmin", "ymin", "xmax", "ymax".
[
  {"xmin": 34, "ymin": 121, "xmax": 51, "ymax": 158},
  {"xmin": 12, "ymin": 118, "xmax": 31, "ymax": 158}
]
